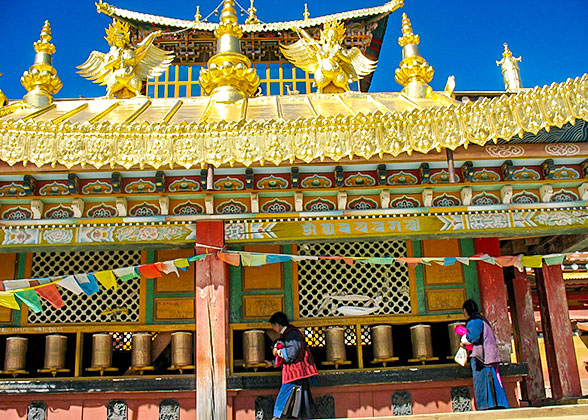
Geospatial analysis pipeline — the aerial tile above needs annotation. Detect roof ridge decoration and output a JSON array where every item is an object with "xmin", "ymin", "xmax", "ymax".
[
  {"xmin": 198, "ymin": 0, "xmax": 260, "ymax": 103},
  {"xmin": 497, "ymin": 43, "xmax": 523, "ymax": 92},
  {"xmin": 20, "ymin": 20, "xmax": 62, "ymax": 108},
  {"xmin": 394, "ymin": 13, "xmax": 434, "ymax": 99},
  {"xmin": 280, "ymin": 21, "xmax": 377, "ymax": 93},
  {"xmin": 95, "ymin": 0, "xmax": 404, "ymax": 33},
  {"xmin": 0, "ymin": 75, "xmax": 586, "ymax": 169},
  {"xmin": 78, "ymin": 20, "xmax": 174, "ymax": 98}
]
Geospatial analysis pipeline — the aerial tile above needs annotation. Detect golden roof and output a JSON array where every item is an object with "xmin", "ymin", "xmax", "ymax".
[
  {"xmin": 97, "ymin": 0, "xmax": 403, "ymax": 33},
  {"xmin": 0, "ymin": 74, "xmax": 586, "ymax": 169}
]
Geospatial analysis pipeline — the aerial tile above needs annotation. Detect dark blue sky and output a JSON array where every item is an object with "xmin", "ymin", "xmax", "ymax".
[{"xmin": 1, "ymin": 0, "xmax": 587, "ymax": 99}]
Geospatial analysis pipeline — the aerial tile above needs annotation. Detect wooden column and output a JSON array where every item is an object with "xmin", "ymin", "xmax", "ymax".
[
  {"xmin": 506, "ymin": 267, "xmax": 545, "ymax": 404},
  {"xmin": 473, "ymin": 237, "xmax": 512, "ymax": 360},
  {"xmin": 534, "ymin": 264, "xmax": 581, "ymax": 400},
  {"xmin": 196, "ymin": 220, "xmax": 228, "ymax": 420}
]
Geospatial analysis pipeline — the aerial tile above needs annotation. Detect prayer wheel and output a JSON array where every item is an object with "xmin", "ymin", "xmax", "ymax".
[
  {"xmin": 325, "ymin": 327, "xmax": 346, "ymax": 361},
  {"xmin": 4, "ymin": 337, "xmax": 27, "ymax": 371},
  {"xmin": 131, "ymin": 333, "xmax": 152, "ymax": 368},
  {"xmin": 91, "ymin": 333, "xmax": 113, "ymax": 368},
  {"xmin": 243, "ymin": 330, "xmax": 265, "ymax": 365},
  {"xmin": 448, "ymin": 322, "xmax": 466, "ymax": 356},
  {"xmin": 410, "ymin": 324, "xmax": 433, "ymax": 359},
  {"xmin": 371, "ymin": 325, "xmax": 394, "ymax": 359},
  {"xmin": 43, "ymin": 335, "xmax": 67, "ymax": 370},
  {"xmin": 171, "ymin": 332, "xmax": 193, "ymax": 367}
]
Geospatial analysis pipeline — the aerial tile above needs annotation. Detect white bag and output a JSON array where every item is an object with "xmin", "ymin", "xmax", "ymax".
[{"xmin": 454, "ymin": 347, "xmax": 468, "ymax": 366}]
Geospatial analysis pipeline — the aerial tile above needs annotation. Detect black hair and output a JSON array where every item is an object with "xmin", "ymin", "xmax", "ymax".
[
  {"xmin": 269, "ymin": 311, "xmax": 290, "ymax": 327},
  {"xmin": 462, "ymin": 299, "xmax": 479, "ymax": 317}
]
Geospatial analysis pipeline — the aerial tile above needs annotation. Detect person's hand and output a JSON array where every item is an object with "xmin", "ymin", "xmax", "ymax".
[
  {"xmin": 272, "ymin": 347, "xmax": 278, "ymax": 356},
  {"xmin": 265, "ymin": 360, "xmax": 273, "ymax": 368},
  {"xmin": 459, "ymin": 342, "xmax": 465, "ymax": 348}
]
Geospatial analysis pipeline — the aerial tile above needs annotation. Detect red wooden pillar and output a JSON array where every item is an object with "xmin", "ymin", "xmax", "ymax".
[
  {"xmin": 473, "ymin": 237, "xmax": 512, "ymax": 360},
  {"xmin": 534, "ymin": 264, "xmax": 581, "ymax": 400},
  {"xmin": 509, "ymin": 268, "xmax": 545, "ymax": 404},
  {"xmin": 195, "ymin": 221, "xmax": 228, "ymax": 420}
]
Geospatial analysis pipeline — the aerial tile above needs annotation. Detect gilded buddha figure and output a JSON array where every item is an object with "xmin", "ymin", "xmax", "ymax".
[
  {"xmin": 280, "ymin": 20, "xmax": 377, "ymax": 93},
  {"xmin": 78, "ymin": 20, "xmax": 174, "ymax": 99}
]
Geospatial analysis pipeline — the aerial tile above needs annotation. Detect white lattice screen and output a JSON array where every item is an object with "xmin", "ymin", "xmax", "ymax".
[
  {"xmin": 27, "ymin": 250, "xmax": 142, "ymax": 324},
  {"xmin": 297, "ymin": 240, "xmax": 411, "ymax": 318}
]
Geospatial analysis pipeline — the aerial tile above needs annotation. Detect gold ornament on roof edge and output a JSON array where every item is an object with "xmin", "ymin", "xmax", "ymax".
[
  {"xmin": 78, "ymin": 20, "xmax": 174, "ymax": 99},
  {"xmin": 0, "ymin": 72, "xmax": 6, "ymax": 107},
  {"xmin": 280, "ymin": 20, "xmax": 377, "ymax": 93},
  {"xmin": 497, "ymin": 43, "xmax": 523, "ymax": 92}
]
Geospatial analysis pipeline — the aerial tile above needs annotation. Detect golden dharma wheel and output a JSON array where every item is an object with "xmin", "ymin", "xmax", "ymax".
[
  {"xmin": 371, "ymin": 325, "xmax": 394, "ymax": 359},
  {"xmin": 91, "ymin": 333, "xmax": 113, "ymax": 368},
  {"xmin": 4, "ymin": 336, "xmax": 28, "ymax": 371},
  {"xmin": 171, "ymin": 331, "xmax": 193, "ymax": 367},
  {"xmin": 131, "ymin": 333, "xmax": 152, "ymax": 368},
  {"xmin": 325, "ymin": 327, "xmax": 346, "ymax": 362},
  {"xmin": 448, "ymin": 322, "xmax": 466, "ymax": 356},
  {"xmin": 410, "ymin": 324, "xmax": 433, "ymax": 359},
  {"xmin": 44, "ymin": 334, "xmax": 67, "ymax": 370},
  {"xmin": 243, "ymin": 330, "xmax": 265, "ymax": 365}
]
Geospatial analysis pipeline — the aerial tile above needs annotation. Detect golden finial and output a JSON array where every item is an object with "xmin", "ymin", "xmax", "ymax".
[
  {"xmin": 497, "ymin": 43, "xmax": 523, "ymax": 92},
  {"xmin": 194, "ymin": 5, "xmax": 202, "ymax": 22},
  {"xmin": 21, "ymin": 20, "xmax": 62, "ymax": 107},
  {"xmin": 95, "ymin": 0, "xmax": 114, "ymax": 17},
  {"xmin": 199, "ymin": 0, "xmax": 260, "ymax": 103},
  {"xmin": 245, "ymin": 0, "xmax": 259, "ymax": 24},
  {"xmin": 303, "ymin": 3, "xmax": 310, "ymax": 20},
  {"xmin": 0, "ymin": 72, "xmax": 6, "ymax": 107},
  {"xmin": 394, "ymin": 13, "xmax": 434, "ymax": 99},
  {"xmin": 105, "ymin": 20, "xmax": 130, "ymax": 46}
]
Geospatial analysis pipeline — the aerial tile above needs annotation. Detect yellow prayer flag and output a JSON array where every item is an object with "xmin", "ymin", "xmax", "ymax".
[
  {"xmin": 94, "ymin": 270, "xmax": 118, "ymax": 290},
  {"xmin": 0, "ymin": 292, "xmax": 20, "ymax": 310},
  {"xmin": 173, "ymin": 258, "xmax": 190, "ymax": 268},
  {"xmin": 521, "ymin": 256, "xmax": 544, "ymax": 268}
]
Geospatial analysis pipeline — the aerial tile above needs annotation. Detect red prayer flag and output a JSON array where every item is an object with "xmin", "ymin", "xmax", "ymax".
[
  {"xmin": 343, "ymin": 258, "xmax": 355, "ymax": 266},
  {"xmin": 138, "ymin": 264, "xmax": 164, "ymax": 278},
  {"xmin": 36, "ymin": 284, "xmax": 65, "ymax": 309},
  {"xmin": 217, "ymin": 252, "xmax": 241, "ymax": 266}
]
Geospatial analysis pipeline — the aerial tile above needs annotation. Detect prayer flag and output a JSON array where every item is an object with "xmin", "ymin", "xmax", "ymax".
[
  {"xmin": 15, "ymin": 289, "xmax": 43, "ymax": 314},
  {"xmin": 218, "ymin": 252, "xmax": 241, "ymax": 266},
  {"xmin": 343, "ymin": 258, "xmax": 355, "ymax": 266},
  {"xmin": 138, "ymin": 264, "xmax": 164, "ymax": 278},
  {"xmin": 521, "ymin": 256, "xmax": 544, "ymax": 268},
  {"xmin": 250, "ymin": 254, "xmax": 267, "ymax": 266},
  {"xmin": 2, "ymin": 279, "xmax": 31, "ymax": 291},
  {"xmin": 364, "ymin": 257, "xmax": 395, "ymax": 265},
  {"xmin": 456, "ymin": 257, "xmax": 470, "ymax": 266},
  {"xmin": 160, "ymin": 261, "xmax": 179, "ymax": 277},
  {"xmin": 444, "ymin": 257, "xmax": 457, "ymax": 266},
  {"xmin": 479, "ymin": 254, "xmax": 496, "ymax": 265},
  {"xmin": 113, "ymin": 266, "xmax": 139, "ymax": 282},
  {"xmin": 544, "ymin": 255, "xmax": 565, "ymax": 266},
  {"xmin": 495, "ymin": 256, "xmax": 519, "ymax": 267},
  {"xmin": 0, "ymin": 292, "xmax": 20, "ymax": 310},
  {"xmin": 266, "ymin": 255, "xmax": 291, "ymax": 264},
  {"xmin": 36, "ymin": 284, "xmax": 65, "ymax": 309},
  {"xmin": 240, "ymin": 252, "xmax": 253, "ymax": 266},
  {"xmin": 94, "ymin": 270, "xmax": 118, "ymax": 290},
  {"xmin": 75, "ymin": 274, "xmax": 99, "ymax": 296},
  {"xmin": 57, "ymin": 276, "xmax": 83, "ymax": 295},
  {"xmin": 188, "ymin": 254, "xmax": 206, "ymax": 262},
  {"xmin": 173, "ymin": 258, "xmax": 190, "ymax": 270}
]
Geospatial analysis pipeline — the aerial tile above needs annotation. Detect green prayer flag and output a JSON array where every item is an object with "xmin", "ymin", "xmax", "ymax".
[
  {"xmin": 15, "ymin": 289, "xmax": 43, "ymax": 314},
  {"xmin": 544, "ymin": 255, "xmax": 565, "ymax": 266}
]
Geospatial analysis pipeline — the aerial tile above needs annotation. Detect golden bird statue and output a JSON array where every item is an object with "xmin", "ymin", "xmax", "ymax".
[
  {"xmin": 280, "ymin": 20, "xmax": 377, "ymax": 93},
  {"xmin": 78, "ymin": 20, "xmax": 174, "ymax": 99}
]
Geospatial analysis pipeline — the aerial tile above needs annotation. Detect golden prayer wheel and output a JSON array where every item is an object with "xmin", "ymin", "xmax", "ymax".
[
  {"xmin": 171, "ymin": 331, "xmax": 193, "ymax": 367},
  {"xmin": 44, "ymin": 334, "xmax": 67, "ymax": 370},
  {"xmin": 131, "ymin": 333, "xmax": 152, "ymax": 368},
  {"xmin": 325, "ymin": 327, "xmax": 346, "ymax": 362},
  {"xmin": 410, "ymin": 324, "xmax": 433, "ymax": 359},
  {"xmin": 243, "ymin": 330, "xmax": 265, "ymax": 365},
  {"xmin": 448, "ymin": 322, "xmax": 466, "ymax": 356},
  {"xmin": 4, "ymin": 337, "xmax": 27, "ymax": 371},
  {"xmin": 371, "ymin": 325, "xmax": 394, "ymax": 359},
  {"xmin": 91, "ymin": 333, "xmax": 113, "ymax": 368}
]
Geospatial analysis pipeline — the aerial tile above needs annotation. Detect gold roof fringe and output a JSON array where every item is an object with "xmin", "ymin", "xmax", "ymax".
[{"xmin": 0, "ymin": 74, "xmax": 586, "ymax": 169}]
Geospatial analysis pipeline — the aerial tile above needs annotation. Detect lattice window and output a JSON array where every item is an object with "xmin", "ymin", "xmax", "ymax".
[
  {"xmin": 302, "ymin": 325, "xmax": 357, "ymax": 348},
  {"xmin": 297, "ymin": 240, "xmax": 411, "ymax": 318},
  {"xmin": 27, "ymin": 250, "xmax": 142, "ymax": 324}
]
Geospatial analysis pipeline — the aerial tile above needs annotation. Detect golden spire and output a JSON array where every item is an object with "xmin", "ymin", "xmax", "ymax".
[
  {"xmin": 245, "ymin": 0, "xmax": 259, "ymax": 24},
  {"xmin": 0, "ymin": 72, "xmax": 6, "ymax": 107},
  {"xmin": 394, "ymin": 13, "xmax": 434, "ymax": 99},
  {"xmin": 194, "ymin": 5, "xmax": 202, "ymax": 22},
  {"xmin": 199, "ymin": 0, "xmax": 260, "ymax": 103},
  {"xmin": 496, "ymin": 43, "xmax": 523, "ymax": 92},
  {"xmin": 303, "ymin": 3, "xmax": 310, "ymax": 20},
  {"xmin": 21, "ymin": 20, "xmax": 62, "ymax": 108}
]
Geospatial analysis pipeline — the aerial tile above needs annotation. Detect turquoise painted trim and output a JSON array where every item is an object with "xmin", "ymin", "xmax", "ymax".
[
  {"xmin": 283, "ymin": 245, "xmax": 294, "ymax": 320},
  {"xmin": 460, "ymin": 238, "xmax": 480, "ymax": 302},
  {"xmin": 229, "ymin": 246, "xmax": 243, "ymax": 323},
  {"xmin": 144, "ymin": 250, "xmax": 156, "ymax": 324},
  {"xmin": 239, "ymin": 289, "xmax": 284, "ymax": 296},
  {"xmin": 150, "ymin": 292, "xmax": 195, "ymax": 298},
  {"xmin": 424, "ymin": 284, "xmax": 468, "ymax": 290},
  {"xmin": 412, "ymin": 241, "xmax": 426, "ymax": 315}
]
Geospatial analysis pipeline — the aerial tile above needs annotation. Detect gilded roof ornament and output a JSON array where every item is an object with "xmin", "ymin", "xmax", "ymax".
[
  {"xmin": 194, "ymin": 6, "xmax": 202, "ymax": 22},
  {"xmin": 199, "ymin": 0, "xmax": 260, "ymax": 103},
  {"xmin": 303, "ymin": 3, "xmax": 310, "ymax": 20},
  {"xmin": 245, "ymin": 0, "xmax": 260, "ymax": 25},
  {"xmin": 497, "ymin": 43, "xmax": 523, "ymax": 92},
  {"xmin": 394, "ymin": 13, "xmax": 434, "ymax": 99},
  {"xmin": 21, "ymin": 20, "xmax": 62, "ymax": 108},
  {"xmin": 280, "ymin": 20, "xmax": 377, "ymax": 93},
  {"xmin": 0, "ymin": 73, "xmax": 6, "ymax": 107},
  {"xmin": 95, "ymin": 0, "xmax": 115, "ymax": 17},
  {"xmin": 77, "ymin": 20, "xmax": 174, "ymax": 98}
]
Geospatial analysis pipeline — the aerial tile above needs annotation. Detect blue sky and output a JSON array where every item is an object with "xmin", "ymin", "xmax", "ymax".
[{"xmin": 0, "ymin": 0, "xmax": 587, "ymax": 99}]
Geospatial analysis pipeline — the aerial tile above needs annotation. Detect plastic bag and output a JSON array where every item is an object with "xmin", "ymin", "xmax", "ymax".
[{"xmin": 454, "ymin": 347, "xmax": 468, "ymax": 366}]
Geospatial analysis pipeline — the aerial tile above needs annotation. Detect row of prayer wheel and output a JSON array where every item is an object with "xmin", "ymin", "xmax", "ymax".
[
  {"xmin": 242, "ymin": 322, "xmax": 465, "ymax": 365},
  {"xmin": 3, "ymin": 331, "xmax": 194, "ymax": 373}
]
